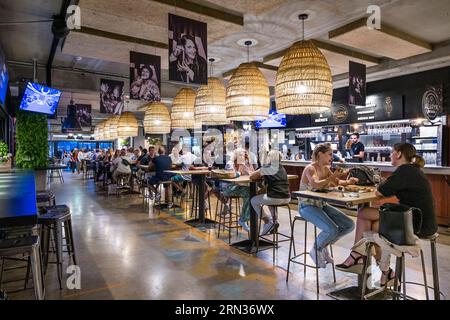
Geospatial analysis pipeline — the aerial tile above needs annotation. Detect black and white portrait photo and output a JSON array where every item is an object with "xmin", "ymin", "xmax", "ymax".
[
  {"xmin": 75, "ymin": 104, "xmax": 92, "ymax": 127},
  {"xmin": 100, "ymin": 79, "xmax": 124, "ymax": 114},
  {"xmin": 130, "ymin": 51, "xmax": 161, "ymax": 102},
  {"xmin": 349, "ymin": 61, "xmax": 366, "ymax": 106},
  {"xmin": 169, "ymin": 14, "xmax": 207, "ymax": 85}
]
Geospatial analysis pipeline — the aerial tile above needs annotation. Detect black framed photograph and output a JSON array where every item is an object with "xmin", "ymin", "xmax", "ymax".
[
  {"xmin": 75, "ymin": 104, "xmax": 92, "ymax": 127},
  {"xmin": 168, "ymin": 14, "xmax": 207, "ymax": 85},
  {"xmin": 100, "ymin": 78, "xmax": 124, "ymax": 114},
  {"xmin": 349, "ymin": 61, "xmax": 366, "ymax": 106},
  {"xmin": 130, "ymin": 51, "xmax": 161, "ymax": 102}
]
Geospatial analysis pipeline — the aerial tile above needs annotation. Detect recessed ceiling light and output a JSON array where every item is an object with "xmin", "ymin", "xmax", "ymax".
[
  {"xmin": 75, "ymin": 56, "xmax": 83, "ymax": 61},
  {"xmin": 237, "ymin": 38, "xmax": 258, "ymax": 47},
  {"xmin": 207, "ymin": 57, "xmax": 221, "ymax": 63}
]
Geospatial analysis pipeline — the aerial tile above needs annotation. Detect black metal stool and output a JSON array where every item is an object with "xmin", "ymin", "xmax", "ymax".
[
  {"xmin": 154, "ymin": 181, "xmax": 174, "ymax": 215},
  {"xmin": 189, "ymin": 182, "xmax": 212, "ymax": 220},
  {"xmin": 361, "ymin": 233, "xmax": 443, "ymax": 300},
  {"xmin": 216, "ymin": 196, "xmax": 241, "ymax": 244},
  {"xmin": 0, "ymin": 236, "xmax": 45, "ymax": 300},
  {"xmin": 36, "ymin": 190, "xmax": 56, "ymax": 207},
  {"xmin": 116, "ymin": 173, "xmax": 131, "ymax": 196},
  {"xmin": 257, "ymin": 203, "xmax": 294, "ymax": 264},
  {"xmin": 286, "ymin": 215, "xmax": 337, "ymax": 299},
  {"xmin": 38, "ymin": 205, "xmax": 76, "ymax": 290}
]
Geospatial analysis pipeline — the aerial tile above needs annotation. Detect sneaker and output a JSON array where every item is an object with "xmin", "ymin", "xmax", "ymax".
[
  {"xmin": 238, "ymin": 220, "xmax": 250, "ymax": 232},
  {"xmin": 309, "ymin": 247, "xmax": 327, "ymax": 268},
  {"xmin": 260, "ymin": 221, "xmax": 274, "ymax": 236},
  {"xmin": 322, "ymin": 246, "xmax": 334, "ymax": 264}
]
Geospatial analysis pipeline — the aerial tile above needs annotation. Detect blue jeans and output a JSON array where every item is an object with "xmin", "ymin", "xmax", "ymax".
[{"xmin": 299, "ymin": 203, "xmax": 354, "ymax": 250}]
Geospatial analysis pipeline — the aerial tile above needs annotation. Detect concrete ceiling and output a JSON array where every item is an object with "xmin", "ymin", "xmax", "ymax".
[{"xmin": 1, "ymin": 0, "xmax": 450, "ymax": 123}]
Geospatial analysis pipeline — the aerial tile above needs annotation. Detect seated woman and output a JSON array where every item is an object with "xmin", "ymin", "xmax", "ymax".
[
  {"xmin": 336, "ymin": 143, "xmax": 438, "ymax": 286},
  {"xmin": 250, "ymin": 150, "xmax": 291, "ymax": 236},
  {"xmin": 298, "ymin": 144, "xmax": 357, "ymax": 268},
  {"xmin": 219, "ymin": 148, "xmax": 254, "ymax": 232}
]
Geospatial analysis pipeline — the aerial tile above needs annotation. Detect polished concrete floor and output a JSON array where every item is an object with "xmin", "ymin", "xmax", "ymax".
[{"xmin": 3, "ymin": 171, "xmax": 449, "ymax": 300}]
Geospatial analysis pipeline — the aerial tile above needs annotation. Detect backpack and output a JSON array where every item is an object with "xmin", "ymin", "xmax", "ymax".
[{"xmin": 348, "ymin": 165, "xmax": 380, "ymax": 186}]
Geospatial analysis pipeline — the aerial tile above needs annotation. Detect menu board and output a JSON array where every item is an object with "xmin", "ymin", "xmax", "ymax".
[{"xmin": 311, "ymin": 93, "xmax": 402, "ymax": 126}]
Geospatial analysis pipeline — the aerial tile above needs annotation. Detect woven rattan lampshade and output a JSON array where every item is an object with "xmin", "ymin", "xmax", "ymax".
[
  {"xmin": 195, "ymin": 77, "xmax": 230, "ymax": 125},
  {"xmin": 117, "ymin": 112, "xmax": 138, "ymax": 137},
  {"xmin": 225, "ymin": 63, "xmax": 270, "ymax": 121},
  {"xmin": 143, "ymin": 102, "xmax": 171, "ymax": 134},
  {"xmin": 103, "ymin": 118, "xmax": 111, "ymax": 140},
  {"xmin": 171, "ymin": 88, "xmax": 196, "ymax": 129},
  {"xmin": 108, "ymin": 115, "xmax": 120, "ymax": 139},
  {"xmin": 275, "ymin": 40, "xmax": 333, "ymax": 114}
]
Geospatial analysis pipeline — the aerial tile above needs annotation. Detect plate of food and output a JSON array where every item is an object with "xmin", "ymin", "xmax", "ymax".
[{"xmin": 343, "ymin": 185, "xmax": 375, "ymax": 193}]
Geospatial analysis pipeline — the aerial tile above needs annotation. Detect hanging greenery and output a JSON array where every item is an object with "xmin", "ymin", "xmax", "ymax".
[
  {"xmin": 15, "ymin": 110, "xmax": 49, "ymax": 169},
  {"xmin": 0, "ymin": 141, "xmax": 9, "ymax": 162}
]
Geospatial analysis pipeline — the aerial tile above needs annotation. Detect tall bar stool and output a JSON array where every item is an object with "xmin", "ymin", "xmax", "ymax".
[
  {"xmin": 0, "ymin": 236, "xmax": 45, "ymax": 300},
  {"xmin": 216, "ymin": 197, "xmax": 241, "ymax": 244},
  {"xmin": 360, "ymin": 234, "xmax": 443, "ymax": 300},
  {"xmin": 38, "ymin": 205, "xmax": 77, "ymax": 290},
  {"xmin": 189, "ymin": 182, "xmax": 213, "ymax": 220},
  {"xmin": 0, "ymin": 226, "xmax": 37, "ymax": 292},
  {"xmin": 36, "ymin": 190, "xmax": 56, "ymax": 207},
  {"xmin": 154, "ymin": 181, "xmax": 175, "ymax": 216},
  {"xmin": 286, "ymin": 215, "xmax": 337, "ymax": 299},
  {"xmin": 115, "ymin": 173, "xmax": 132, "ymax": 196},
  {"xmin": 419, "ymin": 233, "xmax": 441, "ymax": 300},
  {"xmin": 256, "ymin": 203, "xmax": 294, "ymax": 264}
]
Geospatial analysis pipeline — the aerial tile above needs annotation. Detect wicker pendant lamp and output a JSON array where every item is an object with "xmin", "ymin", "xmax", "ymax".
[
  {"xmin": 275, "ymin": 14, "xmax": 332, "ymax": 115},
  {"xmin": 226, "ymin": 41, "xmax": 270, "ymax": 121},
  {"xmin": 195, "ymin": 59, "xmax": 230, "ymax": 125},
  {"xmin": 171, "ymin": 88, "xmax": 196, "ymax": 129},
  {"xmin": 117, "ymin": 111, "xmax": 138, "ymax": 138},
  {"xmin": 108, "ymin": 115, "xmax": 120, "ymax": 139},
  {"xmin": 103, "ymin": 118, "xmax": 111, "ymax": 140},
  {"xmin": 143, "ymin": 102, "xmax": 171, "ymax": 134}
]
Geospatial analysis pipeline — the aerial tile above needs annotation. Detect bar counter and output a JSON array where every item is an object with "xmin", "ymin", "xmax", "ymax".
[{"xmin": 282, "ymin": 160, "xmax": 450, "ymax": 226}]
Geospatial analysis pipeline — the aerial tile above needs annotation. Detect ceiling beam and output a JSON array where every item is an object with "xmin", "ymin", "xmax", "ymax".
[
  {"xmin": 222, "ymin": 62, "xmax": 278, "ymax": 78},
  {"xmin": 263, "ymin": 40, "xmax": 381, "ymax": 65},
  {"xmin": 73, "ymin": 26, "xmax": 169, "ymax": 49},
  {"xmin": 150, "ymin": 0, "xmax": 243, "ymax": 26},
  {"xmin": 329, "ymin": 17, "xmax": 432, "ymax": 51}
]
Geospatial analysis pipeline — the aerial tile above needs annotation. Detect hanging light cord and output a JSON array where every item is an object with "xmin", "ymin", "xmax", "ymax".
[
  {"xmin": 209, "ymin": 58, "xmax": 215, "ymax": 77},
  {"xmin": 244, "ymin": 40, "xmax": 252, "ymax": 63}
]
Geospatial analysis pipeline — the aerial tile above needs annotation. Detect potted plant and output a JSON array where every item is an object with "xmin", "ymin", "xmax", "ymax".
[
  {"xmin": 15, "ymin": 110, "xmax": 49, "ymax": 191},
  {"xmin": 0, "ymin": 141, "xmax": 12, "ymax": 169}
]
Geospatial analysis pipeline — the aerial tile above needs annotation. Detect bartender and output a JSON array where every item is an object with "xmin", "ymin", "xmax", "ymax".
[{"xmin": 350, "ymin": 132, "xmax": 365, "ymax": 162}]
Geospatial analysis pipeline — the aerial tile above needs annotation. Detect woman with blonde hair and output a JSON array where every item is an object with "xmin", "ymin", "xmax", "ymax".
[
  {"xmin": 337, "ymin": 143, "xmax": 437, "ymax": 286},
  {"xmin": 298, "ymin": 144, "xmax": 357, "ymax": 268}
]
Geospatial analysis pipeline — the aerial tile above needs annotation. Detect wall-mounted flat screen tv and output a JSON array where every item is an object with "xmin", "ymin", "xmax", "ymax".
[
  {"xmin": 255, "ymin": 111, "xmax": 286, "ymax": 128},
  {"xmin": 19, "ymin": 82, "xmax": 62, "ymax": 115},
  {"xmin": 0, "ymin": 48, "xmax": 8, "ymax": 106}
]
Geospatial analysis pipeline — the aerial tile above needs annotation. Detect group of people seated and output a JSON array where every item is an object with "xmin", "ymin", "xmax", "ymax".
[{"xmin": 299, "ymin": 142, "xmax": 437, "ymax": 287}]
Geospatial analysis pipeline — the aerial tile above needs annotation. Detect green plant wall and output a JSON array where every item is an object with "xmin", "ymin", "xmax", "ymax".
[{"xmin": 15, "ymin": 110, "xmax": 49, "ymax": 169}]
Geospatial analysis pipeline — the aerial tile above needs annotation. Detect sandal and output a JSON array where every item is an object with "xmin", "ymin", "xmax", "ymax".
[
  {"xmin": 336, "ymin": 251, "xmax": 366, "ymax": 274},
  {"xmin": 380, "ymin": 268, "xmax": 397, "ymax": 287}
]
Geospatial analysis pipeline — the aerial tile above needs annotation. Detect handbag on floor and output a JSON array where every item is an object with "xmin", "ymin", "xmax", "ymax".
[{"xmin": 379, "ymin": 203, "xmax": 422, "ymax": 245}]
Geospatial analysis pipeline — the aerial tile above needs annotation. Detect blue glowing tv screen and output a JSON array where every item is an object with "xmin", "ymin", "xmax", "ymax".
[
  {"xmin": 19, "ymin": 82, "xmax": 62, "ymax": 115},
  {"xmin": 0, "ymin": 51, "xmax": 8, "ymax": 106},
  {"xmin": 255, "ymin": 111, "xmax": 286, "ymax": 128}
]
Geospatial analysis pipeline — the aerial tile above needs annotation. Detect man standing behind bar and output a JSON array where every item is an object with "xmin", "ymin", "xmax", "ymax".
[{"xmin": 350, "ymin": 132, "xmax": 365, "ymax": 163}]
